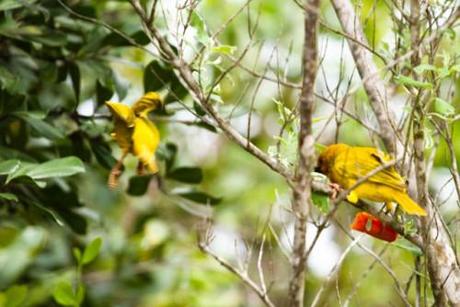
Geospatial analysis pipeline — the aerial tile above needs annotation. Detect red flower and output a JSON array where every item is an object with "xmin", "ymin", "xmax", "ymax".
[{"xmin": 350, "ymin": 212, "xmax": 398, "ymax": 242}]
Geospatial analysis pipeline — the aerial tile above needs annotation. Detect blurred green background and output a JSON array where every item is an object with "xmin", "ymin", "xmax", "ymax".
[{"xmin": 0, "ymin": 0, "xmax": 458, "ymax": 306}]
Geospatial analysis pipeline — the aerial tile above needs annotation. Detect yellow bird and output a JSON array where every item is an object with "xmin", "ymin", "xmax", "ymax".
[
  {"xmin": 316, "ymin": 143, "xmax": 427, "ymax": 216},
  {"xmin": 106, "ymin": 92, "xmax": 162, "ymax": 188}
]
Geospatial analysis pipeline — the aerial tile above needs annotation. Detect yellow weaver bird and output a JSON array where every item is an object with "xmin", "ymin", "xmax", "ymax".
[
  {"xmin": 106, "ymin": 92, "xmax": 162, "ymax": 188},
  {"xmin": 316, "ymin": 143, "xmax": 427, "ymax": 216}
]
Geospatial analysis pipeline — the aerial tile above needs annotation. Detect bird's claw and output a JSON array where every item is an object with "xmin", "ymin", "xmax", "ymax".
[{"xmin": 329, "ymin": 183, "xmax": 341, "ymax": 200}]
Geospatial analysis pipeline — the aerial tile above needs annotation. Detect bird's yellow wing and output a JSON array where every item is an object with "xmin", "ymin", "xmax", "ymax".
[
  {"xmin": 106, "ymin": 101, "xmax": 135, "ymax": 126},
  {"xmin": 132, "ymin": 117, "xmax": 160, "ymax": 173},
  {"xmin": 106, "ymin": 101, "xmax": 135, "ymax": 153},
  {"xmin": 335, "ymin": 146, "xmax": 406, "ymax": 191},
  {"xmin": 132, "ymin": 92, "xmax": 162, "ymax": 117}
]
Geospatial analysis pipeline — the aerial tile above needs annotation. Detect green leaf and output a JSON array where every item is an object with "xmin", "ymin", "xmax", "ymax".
[
  {"xmin": 414, "ymin": 64, "xmax": 437, "ymax": 75},
  {"xmin": 167, "ymin": 167, "xmax": 203, "ymax": 184},
  {"xmin": 6, "ymin": 163, "xmax": 37, "ymax": 184},
  {"xmin": 89, "ymin": 139, "xmax": 116, "ymax": 170},
  {"xmin": 312, "ymin": 192, "xmax": 330, "ymax": 214},
  {"xmin": 0, "ymin": 159, "xmax": 21, "ymax": 175},
  {"xmin": 193, "ymin": 102, "xmax": 206, "ymax": 116},
  {"xmin": 195, "ymin": 121, "xmax": 217, "ymax": 132},
  {"xmin": 144, "ymin": 61, "xmax": 174, "ymax": 92},
  {"xmin": 103, "ymin": 30, "xmax": 150, "ymax": 47},
  {"xmin": 0, "ymin": 0, "xmax": 36, "ymax": 11},
  {"xmin": 434, "ymin": 98, "xmax": 455, "ymax": 117},
  {"xmin": 73, "ymin": 248, "xmax": 82, "ymax": 264},
  {"xmin": 0, "ymin": 193, "xmax": 18, "ymax": 202},
  {"xmin": 96, "ymin": 81, "xmax": 113, "ymax": 107},
  {"xmin": 26, "ymin": 157, "xmax": 85, "ymax": 180},
  {"xmin": 127, "ymin": 175, "xmax": 153, "ymax": 196},
  {"xmin": 4, "ymin": 285, "xmax": 27, "ymax": 307},
  {"xmin": 68, "ymin": 62, "xmax": 80, "ymax": 102},
  {"xmin": 82, "ymin": 237, "xmax": 102, "ymax": 265},
  {"xmin": 393, "ymin": 242, "xmax": 423, "ymax": 256},
  {"xmin": 0, "ymin": 66, "xmax": 18, "ymax": 93},
  {"xmin": 394, "ymin": 75, "xmax": 432, "ymax": 89},
  {"xmin": 53, "ymin": 281, "xmax": 77, "ymax": 306},
  {"xmin": 190, "ymin": 11, "xmax": 209, "ymax": 44},
  {"xmin": 14, "ymin": 112, "xmax": 65, "ymax": 140},
  {"xmin": 75, "ymin": 284, "xmax": 85, "ymax": 305},
  {"xmin": 176, "ymin": 191, "xmax": 221, "ymax": 205},
  {"xmin": 211, "ymin": 45, "xmax": 236, "ymax": 55},
  {"xmin": 156, "ymin": 143, "xmax": 177, "ymax": 171}
]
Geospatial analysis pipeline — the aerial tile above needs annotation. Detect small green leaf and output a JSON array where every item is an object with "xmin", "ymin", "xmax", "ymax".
[
  {"xmin": 312, "ymin": 192, "xmax": 330, "ymax": 214},
  {"xmin": 144, "ymin": 61, "xmax": 174, "ymax": 92},
  {"xmin": 89, "ymin": 139, "xmax": 116, "ymax": 170},
  {"xmin": 394, "ymin": 75, "xmax": 432, "ymax": 89},
  {"xmin": 53, "ymin": 281, "xmax": 77, "ymax": 306},
  {"xmin": 68, "ymin": 62, "xmax": 80, "ymax": 102},
  {"xmin": 4, "ymin": 285, "xmax": 27, "ymax": 307},
  {"xmin": 102, "ymin": 30, "xmax": 149, "ymax": 47},
  {"xmin": 211, "ymin": 45, "xmax": 236, "ymax": 55},
  {"xmin": 156, "ymin": 143, "xmax": 177, "ymax": 171},
  {"xmin": 176, "ymin": 191, "xmax": 221, "ymax": 205},
  {"xmin": 0, "ymin": 0, "xmax": 35, "ymax": 11},
  {"xmin": 393, "ymin": 242, "xmax": 423, "ymax": 256},
  {"xmin": 190, "ymin": 11, "xmax": 209, "ymax": 44},
  {"xmin": 127, "ymin": 175, "xmax": 153, "ymax": 196},
  {"xmin": 414, "ymin": 64, "xmax": 437, "ymax": 75},
  {"xmin": 75, "ymin": 284, "xmax": 85, "ymax": 305},
  {"xmin": 195, "ymin": 121, "xmax": 217, "ymax": 132},
  {"xmin": 26, "ymin": 157, "xmax": 85, "ymax": 180},
  {"xmin": 167, "ymin": 167, "xmax": 203, "ymax": 184},
  {"xmin": 0, "ymin": 160, "xmax": 20, "ymax": 175},
  {"xmin": 82, "ymin": 237, "xmax": 102, "ymax": 265},
  {"xmin": 6, "ymin": 163, "xmax": 37, "ymax": 184},
  {"xmin": 73, "ymin": 248, "xmax": 82, "ymax": 264},
  {"xmin": 193, "ymin": 102, "xmax": 206, "ymax": 116},
  {"xmin": 0, "ymin": 193, "xmax": 18, "ymax": 202},
  {"xmin": 433, "ymin": 98, "xmax": 455, "ymax": 117},
  {"xmin": 14, "ymin": 112, "xmax": 65, "ymax": 140},
  {"xmin": 96, "ymin": 81, "xmax": 113, "ymax": 107}
]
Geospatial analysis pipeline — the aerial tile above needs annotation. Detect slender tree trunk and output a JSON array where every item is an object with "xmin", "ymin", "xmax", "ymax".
[
  {"xmin": 410, "ymin": 1, "xmax": 460, "ymax": 305},
  {"xmin": 288, "ymin": 0, "xmax": 320, "ymax": 306}
]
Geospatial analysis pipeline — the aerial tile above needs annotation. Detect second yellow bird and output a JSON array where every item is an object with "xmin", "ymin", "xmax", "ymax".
[
  {"xmin": 316, "ymin": 143, "xmax": 427, "ymax": 216},
  {"xmin": 106, "ymin": 92, "xmax": 162, "ymax": 187}
]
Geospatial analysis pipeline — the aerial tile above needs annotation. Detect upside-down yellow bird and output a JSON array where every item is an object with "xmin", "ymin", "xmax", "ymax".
[
  {"xmin": 106, "ymin": 92, "xmax": 162, "ymax": 188},
  {"xmin": 316, "ymin": 143, "xmax": 427, "ymax": 216}
]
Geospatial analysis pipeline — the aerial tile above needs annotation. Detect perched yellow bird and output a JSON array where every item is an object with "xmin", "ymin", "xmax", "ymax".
[
  {"xmin": 316, "ymin": 143, "xmax": 427, "ymax": 216},
  {"xmin": 106, "ymin": 92, "xmax": 162, "ymax": 188}
]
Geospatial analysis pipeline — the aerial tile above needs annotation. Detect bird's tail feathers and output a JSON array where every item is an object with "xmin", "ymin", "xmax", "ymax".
[{"xmin": 393, "ymin": 192, "xmax": 427, "ymax": 216}]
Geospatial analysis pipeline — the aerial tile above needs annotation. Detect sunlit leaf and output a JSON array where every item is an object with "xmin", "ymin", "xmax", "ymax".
[
  {"xmin": 26, "ymin": 157, "xmax": 85, "ymax": 180},
  {"xmin": 53, "ymin": 281, "xmax": 77, "ymax": 306},
  {"xmin": 3, "ymin": 284, "xmax": 27, "ymax": 307},
  {"xmin": 0, "ymin": 160, "xmax": 20, "ymax": 175},
  {"xmin": 312, "ymin": 192, "xmax": 330, "ymax": 214},
  {"xmin": 394, "ymin": 75, "xmax": 432, "ymax": 89},
  {"xmin": 82, "ymin": 237, "xmax": 102, "ymax": 265},
  {"xmin": 433, "ymin": 98, "xmax": 455, "ymax": 117},
  {"xmin": 0, "ymin": 193, "xmax": 18, "ymax": 202}
]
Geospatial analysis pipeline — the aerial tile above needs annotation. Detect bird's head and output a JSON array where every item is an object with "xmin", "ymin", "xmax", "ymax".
[
  {"xmin": 315, "ymin": 143, "xmax": 348, "ymax": 175},
  {"xmin": 132, "ymin": 92, "xmax": 163, "ymax": 116}
]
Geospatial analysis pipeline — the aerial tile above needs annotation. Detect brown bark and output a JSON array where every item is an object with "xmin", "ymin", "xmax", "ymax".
[
  {"xmin": 330, "ymin": 0, "xmax": 397, "ymax": 155},
  {"xmin": 288, "ymin": 0, "xmax": 320, "ymax": 306}
]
